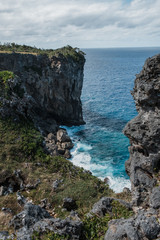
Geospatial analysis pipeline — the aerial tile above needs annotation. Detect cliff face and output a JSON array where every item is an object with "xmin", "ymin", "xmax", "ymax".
[
  {"xmin": 124, "ymin": 54, "xmax": 160, "ymax": 206},
  {"xmin": 104, "ymin": 54, "xmax": 160, "ymax": 240},
  {"xmin": 0, "ymin": 52, "xmax": 85, "ymax": 132}
]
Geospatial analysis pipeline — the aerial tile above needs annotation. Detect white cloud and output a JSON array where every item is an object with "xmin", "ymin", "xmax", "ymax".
[{"xmin": 0, "ymin": 0, "xmax": 160, "ymax": 48}]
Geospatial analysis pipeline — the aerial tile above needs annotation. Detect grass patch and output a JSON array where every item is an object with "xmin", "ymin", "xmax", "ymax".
[
  {"xmin": 32, "ymin": 231, "xmax": 69, "ymax": 240},
  {"xmin": 0, "ymin": 71, "xmax": 15, "ymax": 99}
]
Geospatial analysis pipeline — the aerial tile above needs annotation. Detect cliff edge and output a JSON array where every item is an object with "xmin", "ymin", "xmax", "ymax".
[{"xmin": 0, "ymin": 47, "xmax": 85, "ymax": 132}]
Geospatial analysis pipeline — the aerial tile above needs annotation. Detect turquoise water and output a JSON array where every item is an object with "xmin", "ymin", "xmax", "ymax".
[{"xmin": 63, "ymin": 47, "xmax": 160, "ymax": 192}]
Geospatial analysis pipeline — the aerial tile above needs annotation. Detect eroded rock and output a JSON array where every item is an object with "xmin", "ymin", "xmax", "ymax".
[
  {"xmin": 124, "ymin": 54, "xmax": 160, "ymax": 205},
  {"xmin": 105, "ymin": 210, "xmax": 160, "ymax": 240},
  {"xmin": 10, "ymin": 203, "xmax": 82, "ymax": 240}
]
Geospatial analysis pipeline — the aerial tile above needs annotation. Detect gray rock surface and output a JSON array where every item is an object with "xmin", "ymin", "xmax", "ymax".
[
  {"xmin": 150, "ymin": 186, "xmax": 160, "ymax": 209},
  {"xmin": 123, "ymin": 54, "xmax": 160, "ymax": 205},
  {"xmin": 105, "ymin": 210, "xmax": 160, "ymax": 240},
  {"xmin": 10, "ymin": 203, "xmax": 82, "ymax": 240}
]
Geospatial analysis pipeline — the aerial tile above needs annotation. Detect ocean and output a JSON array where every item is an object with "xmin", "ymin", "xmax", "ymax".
[{"xmin": 63, "ymin": 47, "xmax": 160, "ymax": 193}]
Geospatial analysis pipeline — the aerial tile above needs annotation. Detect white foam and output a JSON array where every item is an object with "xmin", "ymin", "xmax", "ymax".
[
  {"xmin": 99, "ymin": 176, "xmax": 131, "ymax": 193},
  {"xmin": 61, "ymin": 126, "xmax": 131, "ymax": 193}
]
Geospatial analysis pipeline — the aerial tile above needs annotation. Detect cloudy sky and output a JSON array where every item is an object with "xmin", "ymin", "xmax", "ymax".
[{"xmin": 0, "ymin": 0, "xmax": 160, "ymax": 49}]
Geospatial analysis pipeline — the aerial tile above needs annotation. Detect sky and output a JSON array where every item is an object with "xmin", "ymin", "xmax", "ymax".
[{"xmin": 0, "ymin": 0, "xmax": 160, "ymax": 49}]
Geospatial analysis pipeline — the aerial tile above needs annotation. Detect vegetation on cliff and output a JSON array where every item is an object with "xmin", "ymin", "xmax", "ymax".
[
  {"xmin": 0, "ymin": 43, "xmax": 85, "ymax": 62},
  {"xmin": 0, "ymin": 116, "xmax": 133, "ymax": 239}
]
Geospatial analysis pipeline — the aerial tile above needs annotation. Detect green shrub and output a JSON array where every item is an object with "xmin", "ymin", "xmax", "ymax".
[{"xmin": 82, "ymin": 200, "xmax": 133, "ymax": 240}]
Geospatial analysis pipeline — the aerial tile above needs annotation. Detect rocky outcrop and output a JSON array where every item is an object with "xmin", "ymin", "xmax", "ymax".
[
  {"xmin": 9, "ymin": 202, "xmax": 83, "ymax": 240},
  {"xmin": 0, "ymin": 170, "xmax": 41, "ymax": 197},
  {"xmin": 124, "ymin": 54, "xmax": 160, "ymax": 206},
  {"xmin": 44, "ymin": 128, "xmax": 74, "ymax": 158},
  {"xmin": 89, "ymin": 197, "xmax": 132, "ymax": 217},
  {"xmin": 104, "ymin": 209, "xmax": 160, "ymax": 240},
  {"xmin": 0, "ymin": 52, "xmax": 85, "ymax": 132}
]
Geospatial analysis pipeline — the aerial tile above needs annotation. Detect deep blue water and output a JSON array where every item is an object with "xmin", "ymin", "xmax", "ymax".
[{"xmin": 64, "ymin": 47, "xmax": 160, "ymax": 192}]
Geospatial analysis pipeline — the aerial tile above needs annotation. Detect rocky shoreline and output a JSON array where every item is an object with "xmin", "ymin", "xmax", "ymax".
[{"xmin": 0, "ymin": 48, "xmax": 160, "ymax": 239}]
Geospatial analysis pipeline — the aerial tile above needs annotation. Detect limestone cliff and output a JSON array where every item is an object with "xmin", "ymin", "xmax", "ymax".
[
  {"xmin": 104, "ymin": 54, "xmax": 160, "ymax": 240},
  {"xmin": 0, "ymin": 51, "xmax": 85, "ymax": 133},
  {"xmin": 124, "ymin": 54, "xmax": 160, "ymax": 206}
]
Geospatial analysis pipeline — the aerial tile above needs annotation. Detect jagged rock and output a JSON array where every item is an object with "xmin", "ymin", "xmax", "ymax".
[
  {"xmin": 63, "ymin": 198, "xmax": 78, "ymax": 211},
  {"xmin": 150, "ymin": 186, "xmax": 160, "ymax": 209},
  {"xmin": 105, "ymin": 210, "xmax": 160, "ymax": 240},
  {"xmin": 135, "ymin": 211, "xmax": 160, "ymax": 239},
  {"xmin": 10, "ymin": 203, "xmax": 51, "ymax": 230},
  {"xmin": 0, "ymin": 52, "xmax": 85, "ymax": 128},
  {"xmin": 33, "ymin": 218, "xmax": 82, "ymax": 240},
  {"xmin": 10, "ymin": 203, "xmax": 82, "ymax": 240},
  {"xmin": 123, "ymin": 54, "xmax": 160, "ymax": 205},
  {"xmin": 89, "ymin": 197, "xmax": 132, "ymax": 217},
  {"xmin": 105, "ymin": 218, "xmax": 140, "ymax": 240}
]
